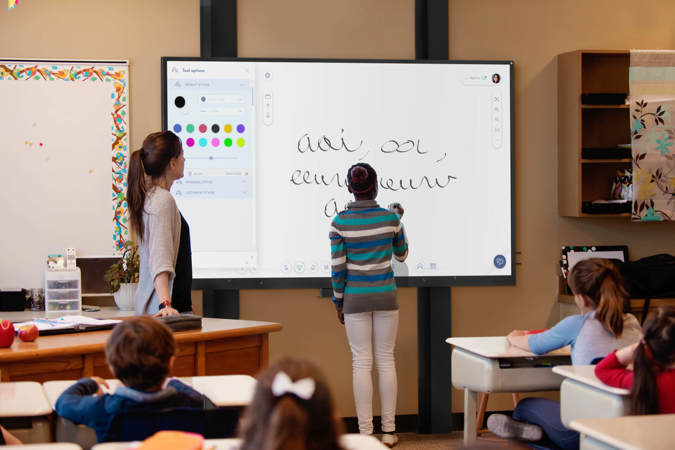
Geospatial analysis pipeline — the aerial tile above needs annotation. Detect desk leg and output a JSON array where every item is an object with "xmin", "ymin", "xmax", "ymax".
[{"xmin": 464, "ymin": 388, "xmax": 477, "ymax": 444}]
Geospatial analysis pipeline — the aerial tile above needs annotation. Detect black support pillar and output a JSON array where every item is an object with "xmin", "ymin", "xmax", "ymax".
[
  {"xmin": 200, "ymin": 0, "xmax": 237, "ymax": 58},
  {"xmin": 417, "ymin": 287, "xmax": 452, "ymax": 433}
]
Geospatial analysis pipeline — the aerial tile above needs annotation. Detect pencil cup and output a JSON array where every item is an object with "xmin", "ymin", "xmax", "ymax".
[{"xmin": 30, "ymin": 288, "xmax": 44, "ymax": 311}]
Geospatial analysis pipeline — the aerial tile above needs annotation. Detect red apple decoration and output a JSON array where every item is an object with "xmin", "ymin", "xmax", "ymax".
[
  {"xmin": 18, "ymin": 324, "xmax": 39, "ymax": 342},
  {"xmin": 0, "ymin": 320, "xmax": 15, "ymax": 347}
]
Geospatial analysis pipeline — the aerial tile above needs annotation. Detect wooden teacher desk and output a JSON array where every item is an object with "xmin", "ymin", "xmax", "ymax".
[
  {"xmin": 0, "ymin": 317, "xmax": 282, "ymax": 382},
  {"xmin": 447, "ymin": 337, "xmax": 571, "ymax": 444}
]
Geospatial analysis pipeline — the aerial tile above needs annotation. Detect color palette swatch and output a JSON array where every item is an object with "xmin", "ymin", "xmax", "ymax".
[{"xmin": 173, "ymin": 123, "xmax": 246, "ymax": 148}]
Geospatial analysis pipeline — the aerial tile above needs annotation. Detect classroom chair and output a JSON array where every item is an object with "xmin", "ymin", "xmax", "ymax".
[{"xmin": 105, "ymin": 406, "xmax": 240, "ymax": 442}]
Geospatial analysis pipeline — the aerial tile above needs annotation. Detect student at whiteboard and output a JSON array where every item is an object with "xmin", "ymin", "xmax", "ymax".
[
  {"xmin": 329, "ymin": 163, "xmax": 408, "ymax": 447},
  {"xmin": 127, "ymin": 131, "xmax": 191, "ymax": 316}
]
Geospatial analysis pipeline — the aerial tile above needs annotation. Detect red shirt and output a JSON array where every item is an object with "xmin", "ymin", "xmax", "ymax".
[{"xmin": 595, "ymin": 350, "xmax": 675, "ymax": 414}]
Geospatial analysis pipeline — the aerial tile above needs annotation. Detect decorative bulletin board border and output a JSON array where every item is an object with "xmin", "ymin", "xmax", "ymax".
[{"xmin": 0, "ymin": 61, "xmax": 130, "ymax": 252}]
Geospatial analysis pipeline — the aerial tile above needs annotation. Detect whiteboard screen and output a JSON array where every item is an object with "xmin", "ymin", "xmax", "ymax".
[
  {"xmin": 162, "ymin": 58, "xmax": 514, "ymax": 287},
  {"xmin": 0, "ymin": 60, "xmax": 129, "ymax": 289}
]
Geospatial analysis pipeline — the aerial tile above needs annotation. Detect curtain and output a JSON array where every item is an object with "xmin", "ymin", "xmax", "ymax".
[{"xmin": 630, "ymin": 50, "xmax": 675, "ymax": 221}]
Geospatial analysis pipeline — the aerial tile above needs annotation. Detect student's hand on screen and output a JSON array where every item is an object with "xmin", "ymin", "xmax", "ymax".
[
  {"xmin": 337, "ymin": 310, "xmax": 345, "ymax": 325},
  {"xmin": 154, "ymin": 306, "xmax": 180, "ymax": 317},
  {"xmin": 388, "ymin": 203, "xmax": 404, "ymax": 218},
  {"xmin": 90, "ymin": 376, "xmax": 109, "ymax": 396}
]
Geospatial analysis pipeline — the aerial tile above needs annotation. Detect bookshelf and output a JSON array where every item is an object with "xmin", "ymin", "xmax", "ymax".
[{"xmin": 558, "ymin": 50, "xmax": 632, "ymax": 217}]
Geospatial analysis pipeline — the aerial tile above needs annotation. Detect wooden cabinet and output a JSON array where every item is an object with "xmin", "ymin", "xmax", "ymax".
[{"xmin": 558, "ymin": 50, "xmax": 632, "ymax": 217}]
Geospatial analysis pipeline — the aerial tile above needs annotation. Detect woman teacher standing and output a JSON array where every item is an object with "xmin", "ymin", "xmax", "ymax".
[
  {"xmin": 127, "ymin": 130, "xmax": 192, "ymax": 316},
  {"xmin": 329, "ymin": 163, "xmax": 409, "ymax": 447}
]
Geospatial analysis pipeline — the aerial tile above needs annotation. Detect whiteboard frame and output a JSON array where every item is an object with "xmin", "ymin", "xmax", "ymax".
[{"xmin": 161, "ymin": 57, "xmax": 515, "ymax": 288}]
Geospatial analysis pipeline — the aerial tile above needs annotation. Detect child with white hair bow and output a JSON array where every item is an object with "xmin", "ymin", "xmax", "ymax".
[{"xmin": 239, "ymin": 357, "xmax": 344, "ymax": 450}]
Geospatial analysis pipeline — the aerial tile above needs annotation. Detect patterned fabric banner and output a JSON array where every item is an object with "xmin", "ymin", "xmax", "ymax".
[{"xmin": 630, "ymin": 50, "xmax": 675, "ymax": 221}]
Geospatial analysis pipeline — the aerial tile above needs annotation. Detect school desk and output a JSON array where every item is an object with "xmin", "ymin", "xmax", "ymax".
[
  {"xmin": 553, "ymin": 365, "xmax": 630, "ymax": 427},
  {"xmin": 0, "ymin": 318, "xmax": 282, "ymax": 382},
  {"xmin": 5, "ymin": 445, "xmax": 82, "ymax": 450},
  {"xmin": 44, "ymin": 375, "xmax": 256, "ymax": 408},
  {"xmin": 0, "ymin": 381, "xmax": 52, "ymax": 443},
  {"xmin": 447, "ymin": 337, "xmax": 571, "ymax": 444},
  {"xmin": 44, "ymin": 375, "xmax": 257, "ymax": 448},
  {"xmin": 570, "ymin": 414, "xmax": 675, "ymax": 450},
  {"xmin": 91, "ymin": 434, "xmax": 389, "ymax": 450}
]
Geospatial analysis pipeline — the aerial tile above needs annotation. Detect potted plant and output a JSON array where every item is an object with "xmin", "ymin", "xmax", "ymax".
[{"xmin": 104, "ymin": 240, "xmax": 139, "ymax": 311}]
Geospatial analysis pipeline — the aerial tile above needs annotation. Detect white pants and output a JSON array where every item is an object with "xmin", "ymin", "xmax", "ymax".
[{"xmin": 344, "ymin": 310, "xmax": 399, "ymax": 434}]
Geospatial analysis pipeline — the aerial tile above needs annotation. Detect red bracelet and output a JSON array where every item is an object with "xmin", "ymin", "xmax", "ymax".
[{"xmin": 159, "ymin": 300, "xmax": 172, "ymax": 310}]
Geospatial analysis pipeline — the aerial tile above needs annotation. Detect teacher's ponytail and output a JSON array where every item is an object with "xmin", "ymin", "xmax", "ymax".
[
  {"xmin": 126, "ymin": 131, "xmax": 183, "ymax": 242},
  {"xmin": 127, "ymin": 148, "xmax": 147, "ymax": 241}
]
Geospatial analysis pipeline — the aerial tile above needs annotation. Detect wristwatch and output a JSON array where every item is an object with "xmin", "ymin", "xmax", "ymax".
[{"xmin": 159, "ymin": 299, "xmax": 172, "ymax": 310}]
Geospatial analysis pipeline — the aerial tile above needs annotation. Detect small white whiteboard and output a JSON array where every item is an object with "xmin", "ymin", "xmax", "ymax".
[
  {"xmin": 0, "ymin": 59, "xmax": 130, "ymax": 288},
  {"xmin": 562, "ymin": 245, "xmax": 628, "ymax": 276}
]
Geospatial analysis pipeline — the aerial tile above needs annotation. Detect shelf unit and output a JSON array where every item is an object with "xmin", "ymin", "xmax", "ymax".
[
  {"xmin": 44, "ymin": 267, "xmax": 81, "ymax": 313},
  {"xmin": 558, "ymin": 50, "xmax": 632, "ymax": 217}
]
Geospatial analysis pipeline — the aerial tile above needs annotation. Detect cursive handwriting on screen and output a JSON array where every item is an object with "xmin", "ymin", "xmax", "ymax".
[{"xmin": 291, "ymin": 129, "xmax": 458, "ymax": 217}]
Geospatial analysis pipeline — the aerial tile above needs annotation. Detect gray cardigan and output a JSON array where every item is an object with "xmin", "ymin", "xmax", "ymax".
[{"xmin": 133, "ymin": 187, "xmax": 181, "ymax": 315}]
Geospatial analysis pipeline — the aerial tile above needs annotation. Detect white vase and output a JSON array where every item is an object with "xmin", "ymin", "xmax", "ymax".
[{"xmin": 113, "ymin": 282, "xmax": 137, "ymax": 311}]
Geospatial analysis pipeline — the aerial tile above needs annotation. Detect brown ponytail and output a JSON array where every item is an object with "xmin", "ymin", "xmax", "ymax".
[
  {"xmin": 127, "ymin": 149, "xmax": 147, "ymax": 241},
  {"xmin": 631, "ymin": 307, "xmax": 675, "ymax": 415},
  {"xmin": 240, "ymin": 357, "xmax": 343, "ymax": 450},
  {"xmin": 264, "ymin": 396, "xmax": 310, "ymax": 450},
  {"xmin": 126, "ymin": 131, "xmax": 182, "ymax": 242},
  {"xmin": 568, "ymin": 258, "xmax": 629, "ymax": 336}
]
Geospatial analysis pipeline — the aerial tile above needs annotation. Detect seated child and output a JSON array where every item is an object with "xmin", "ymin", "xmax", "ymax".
[
  {"xmin": 595, "ymin": 306, "xmax": 675, "ymax": 414},
  {"xmin": 239, "ymin": 357, "xmax": 345, "ymax": 450},
  {"xmin": 487, "ymin": 258, "xmax": 642, "ymax": 449},
  {"xmin": 55, "ymin": 316, "xmax": 213, "ymax": 442}
]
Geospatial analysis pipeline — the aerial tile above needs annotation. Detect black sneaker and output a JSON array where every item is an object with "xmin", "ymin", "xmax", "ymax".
[{"xmin": 487, "ymin": 414, "xmax": 543, "ymax": 441}]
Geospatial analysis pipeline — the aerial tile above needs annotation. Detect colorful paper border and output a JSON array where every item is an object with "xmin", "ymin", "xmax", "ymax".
[{"xmin": 0, "ymin": 62, "xmax": 129, "ymax": 252}]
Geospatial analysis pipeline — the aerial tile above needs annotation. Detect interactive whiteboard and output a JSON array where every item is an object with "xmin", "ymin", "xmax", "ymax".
[{"xmin": 162, "ymin": 58, "xmax": 513, "ymax": 287}]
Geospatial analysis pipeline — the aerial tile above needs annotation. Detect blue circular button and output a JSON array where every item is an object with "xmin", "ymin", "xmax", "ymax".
[{"xmin": 494, "ymin": 254, "xmax": 506, "ymax": 269}]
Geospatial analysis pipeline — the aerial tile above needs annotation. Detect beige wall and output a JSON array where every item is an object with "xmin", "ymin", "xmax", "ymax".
[
  {"xmin": 0, "ymin": 0, "xmax": 201, "ymax": 150},
  {"xmin": 4, "ymin": 0, "xmax": 675, "ymax": 418}
]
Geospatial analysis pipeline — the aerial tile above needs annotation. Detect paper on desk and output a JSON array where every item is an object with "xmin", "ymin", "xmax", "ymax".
[
  {"xmin": 50, "ymin": 315, "xmax": 121, "ymax": 326},
  {"xmin": 15, "ymin": 315, "xmax": 121, "ymax": 332}
]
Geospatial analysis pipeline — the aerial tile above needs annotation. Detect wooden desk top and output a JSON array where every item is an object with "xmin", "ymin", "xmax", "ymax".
[
  {"xmin": 0, "ymin": 318, "xmax": 282, "ymax": 362},
  {"xmin": 571, "ymin": 414, "xmax": 675, "ymax": 450},
  {"xmin": 553, "ymin": 365, "xmax": 629, "ymax": 396},
  {"xmin": 44, "ymin": 375, "xmax": 256, "ymax": 408},
  {"xmin": 0, "ymin": 381, "xmax": 52, "ymax": 416},
  {"xmin": 446, "ymin": 336, "xmax": 571, "ymax": 359}
]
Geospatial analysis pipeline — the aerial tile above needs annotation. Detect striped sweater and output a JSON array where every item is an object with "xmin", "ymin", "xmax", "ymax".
[{"xmin": 329, "ymin": 200, "xmax": 409, "ymax": 314}]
